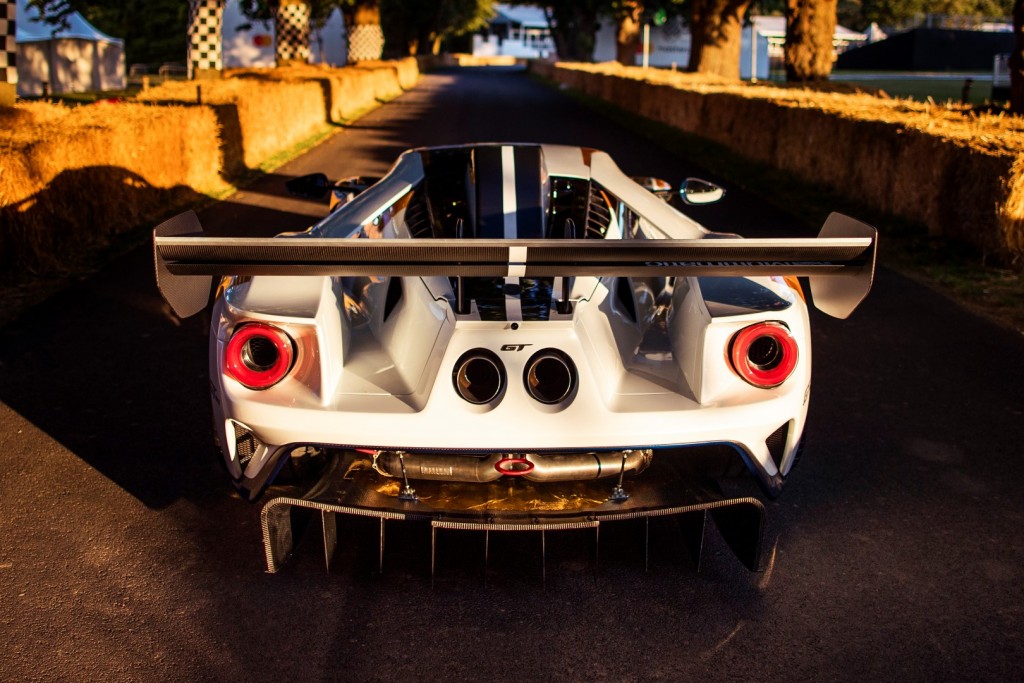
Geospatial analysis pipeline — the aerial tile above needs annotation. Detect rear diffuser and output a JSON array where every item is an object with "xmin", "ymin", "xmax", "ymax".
[{"xmin": 260, "ymin": 452, "xmax": 766, "ymax": 575}]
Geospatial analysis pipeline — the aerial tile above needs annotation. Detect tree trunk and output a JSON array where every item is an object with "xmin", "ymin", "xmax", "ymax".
[
  {"xmin": 187, "ymin": 0, "xmax": 223, "ymax": 79},
  {"xmin": 545, "ymin": 2, "xmax": 599, "ymax": 62},
  {"xmin": 688, "ymin": 0, "xmax": 752, "ymax": 78},
  {"xmin": 1012, "ymin": 0, "xmax": 1024, "ymax": 114},
  {"xmin": 784, "ymin": 0, "xmax": 838, "ymax": 82},
  {"xmin": 343, "ymin": 0, "xmax": 384, "ymax": 63},
  {"xmin": 615, "ymin": 2, "xmax": 643, "ymax": 66},
  {"xmin": 275, "ymin": 1, "xmax": 311, "ymax": 66}
]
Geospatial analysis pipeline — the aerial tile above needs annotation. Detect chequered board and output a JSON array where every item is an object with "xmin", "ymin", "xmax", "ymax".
[
  {"xmin": 2, "ymin": 1, "xmax": 17, "ymax": 84},
  {"xmin": 347, "ymin": 23, "xmax": 383, "ymax": 63},
  {"xmin": 276, "ymin": 2, "xmax": 309, "ymax": 63},
  {"xmin": 187, "ymin": 0, "xmax": 222, "ymax": 78}
]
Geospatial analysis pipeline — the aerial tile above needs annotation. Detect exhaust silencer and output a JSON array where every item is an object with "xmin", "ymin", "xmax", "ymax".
[{"xmin": 372, "ymin": 449, "xmax": 653, "ymax": 483}]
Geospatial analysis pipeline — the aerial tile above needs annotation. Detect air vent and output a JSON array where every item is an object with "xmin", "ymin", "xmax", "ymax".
[
  {"xmin": 233, "ymin": 422, "xmax": 261, "ymax": 469},
  {"xmin": 766, "ymin": 422, "xmax": 790, "ymax": 470}
]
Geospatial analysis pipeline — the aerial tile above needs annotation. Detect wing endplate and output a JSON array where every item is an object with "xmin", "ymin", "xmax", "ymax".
[
  {"xmin": 807, "ymin": 213, "xmax": 878, "ymax": 319},
  {"xmin": 153, "ymin": 210, "xmax": 213, "ymax": 319}
]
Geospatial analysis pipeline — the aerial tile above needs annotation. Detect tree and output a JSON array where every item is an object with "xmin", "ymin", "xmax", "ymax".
[
  {"xmin": 687, "ymin": 0, "xmax": 753, "ymax": 76},
  {"xmin": 240, "ymin": 0, "xmax": 385, "ymax": 63},
  {"xmin": 784, "ymin": 0, "xmax": 838, "ymax": 81},
  {"xmin": 536, "ymin": 0, "xmax": 606, "ymax": 62},
  {"xmin": 380, "ymin": 0, "xmax": 494, "ymax": 56},
  {"xmin": 340, "ymin": 0, "xmax": 383, "ymax": 61},
  {"xmin": 613, "ymin": 1, "xmax": 644, "ymax": 65},
  {"xmin": 854, "ymin": 0, "xmax": 1011, "ymax": 27},
  {"xmin": 27, "ymin": 0, "xmax": 189, "ymax": 66},
  {"xmin": 782, "ymin": 0, "xmax": 1013, "ymax": 82}
]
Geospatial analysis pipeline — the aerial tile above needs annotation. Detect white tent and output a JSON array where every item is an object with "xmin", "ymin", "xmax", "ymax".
[{"xmin": 15, "ymin": 0, "xmax": 125, "ymax": 96}]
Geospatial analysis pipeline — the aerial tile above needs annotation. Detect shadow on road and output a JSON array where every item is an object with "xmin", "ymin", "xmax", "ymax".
[{"xmin": 0, "ymin": 192, "xmax": 325, "ymax": 509}]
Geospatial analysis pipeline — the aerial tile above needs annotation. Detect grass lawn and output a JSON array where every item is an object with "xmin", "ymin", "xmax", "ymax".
[{"xmin": 829, "ymin": 71, "xmax": 999, "ymax": 106}]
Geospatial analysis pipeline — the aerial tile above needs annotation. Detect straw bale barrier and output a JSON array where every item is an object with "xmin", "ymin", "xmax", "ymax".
[
  {"xmin": 1, "ymin": 60, "xmax": 420, "ymax": 279},
  {"xmin": 137, "ymin": 77, "xmax": 327, "ymax": 173},
  {"xmin": 0, "ymin": 102, "xmax": 225, "ymax": 275},
  {"xmin": 532, "ymin": 61, "xmax": 1024, "ymax": 266}
]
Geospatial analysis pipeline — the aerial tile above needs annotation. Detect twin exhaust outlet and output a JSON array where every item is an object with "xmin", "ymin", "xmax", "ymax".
[{"xmin": 453, "ymin": 347, "xmax": 577, "ymax": 406}]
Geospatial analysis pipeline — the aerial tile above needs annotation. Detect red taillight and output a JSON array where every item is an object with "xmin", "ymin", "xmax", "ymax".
[
  {"xmin": 225, "ymin": 323, "xmax": 294, "ymax": 390},
  {"xmin": 729, "ymin": 322, "xmax": 798, "ymax": 389}
]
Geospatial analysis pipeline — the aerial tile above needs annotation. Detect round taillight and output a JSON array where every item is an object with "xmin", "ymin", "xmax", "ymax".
[
  {"xmin": 453, "ymin": 349, "xmax": 506, "ymax": 405},
  {"xmin": 524, "ymin": 349, "xmax": 577, "ymax": 404},
  {"xmin": 730, "ymin": 322, "xmax": 798, "ymax": 389},
  {"xmin": 225, "ymin": 323, "xmax": 294, "ymax": 390}
]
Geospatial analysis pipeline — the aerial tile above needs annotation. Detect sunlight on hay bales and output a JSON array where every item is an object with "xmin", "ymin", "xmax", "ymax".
[
  {"xmin": 0, "ymin": 60, "xmax": 420, "ymax": 280},
  {"xmin": 137, "ymin": 78, "xmax": 327, "ymax": 171},
  {"xmin": 135, "ymin": 60, "xmax": 417, "ymax": 170},
  {"xmin": 536, "ymin": 62, "xmax": 1024, "ymax": 266},
  {"xmin": 998, "ymin": 158, "xmax": 1024, "ymax": 264},
  {"xmin": 0, "ymin": 101, "xmax": 225, "ymax": 274}
]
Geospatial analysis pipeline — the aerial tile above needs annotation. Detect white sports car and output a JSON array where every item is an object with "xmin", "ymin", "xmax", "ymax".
[{"xmin": 154, "ymin": 143, "xmax": 875, "ymax": 572}]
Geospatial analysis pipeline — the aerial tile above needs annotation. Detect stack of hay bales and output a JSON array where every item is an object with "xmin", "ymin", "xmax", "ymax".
[
  {"xmin": 0, "ymin": 102, "xmax": 225, "ymax": 275},
  {"xmin": 0, "ymin": 59, "xmax": 420, "ymax": 279},
  {"xmin": 533, "ymin": 61, "xmax": 1024, "ymax": 267}
]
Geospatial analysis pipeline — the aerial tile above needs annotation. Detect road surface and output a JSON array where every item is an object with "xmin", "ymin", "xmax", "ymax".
[{"xmin": 1, "ymin": 67, "xmax": 1022, "ymax": 681}]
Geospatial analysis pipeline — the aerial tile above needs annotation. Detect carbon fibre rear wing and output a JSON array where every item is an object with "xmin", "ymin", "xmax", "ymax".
[{"xmin": 154, "ymin": 211, "xmax": 876, "ymax": 320}]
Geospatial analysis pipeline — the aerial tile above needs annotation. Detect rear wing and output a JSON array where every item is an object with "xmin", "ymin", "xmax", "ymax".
[{"xmin": 154, "ymin": 211, "xmax": 876, "ymax": 319}]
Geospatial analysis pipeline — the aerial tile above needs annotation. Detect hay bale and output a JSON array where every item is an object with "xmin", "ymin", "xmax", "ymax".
[
  {"xmin": 138, "ymin": 77, "xmax": 327, "ymax": 171},
  {"xmin": 0, "ymin": 101, "xmax": 223, "ymax": 275},
  {"xmin": 536, "ymin": 61, "xmax": 1024, "ymax": 266}
]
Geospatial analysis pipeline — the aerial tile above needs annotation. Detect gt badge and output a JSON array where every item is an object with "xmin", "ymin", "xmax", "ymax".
[{"xmin": 500, "ymin": 344, "xmax": 532, "ymax": 352}]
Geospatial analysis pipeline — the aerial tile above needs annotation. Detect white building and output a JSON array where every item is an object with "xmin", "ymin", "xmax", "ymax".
[
  {"xmin": 472, "ymin": 4, "xmax": 554, "ymax": 59},
  {"xmin": 473, "ymin": 7, "xmax": 866, "ymax": 80},
  {"xmin": 594, "ymin": 15, "xmax": 866, "ymax": 79}
]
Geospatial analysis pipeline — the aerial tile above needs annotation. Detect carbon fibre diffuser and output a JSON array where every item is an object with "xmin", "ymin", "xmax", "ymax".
[{"xmin": 260, "ymin": 451, "xmax": 766, "ymax": 575}]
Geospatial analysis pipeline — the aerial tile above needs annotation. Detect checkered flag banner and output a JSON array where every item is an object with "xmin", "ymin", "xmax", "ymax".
[
  {"xmin": 347, "ymin": 23, "xmax": 383, "ymax": 63},
  {"xmin": 1, "ymin": 0, "xmax": 16, "ymax": 86},
  {"xmin": 276, "ymin": 2, "xmax": 310, "ymax": 64},
  {"xmin": 187, "ymin": 0, "xmax": 223, "ymax": 79}
]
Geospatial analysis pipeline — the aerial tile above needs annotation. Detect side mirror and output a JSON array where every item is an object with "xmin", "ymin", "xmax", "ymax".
[
  {"xmin": 334, "ymin": 176, "xmax": 380, "ymax": 194},
  {"xmin": 680, "ymin": 178, "xmax": 726, "ymax": 205},
  {"xmin": 328, "ymin": 176, "xmax": 382, "ymax": 212},
  {"xmin": 632, "ymin": 176, "xmax": 674, "ymax": 202},
  {"xmin": 285, "ymin": 172, "xmax": 331, "ymax": 199}
]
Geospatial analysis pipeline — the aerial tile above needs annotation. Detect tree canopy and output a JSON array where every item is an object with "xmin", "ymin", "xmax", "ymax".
[
  {"xmin": 380, "ymin": 0, "xmax": 495, "ymax": 56},
  {"xmin": 26, "ymin": 0, "xmax": 189, "ymax": 66},
  {"xmin": 838, "ymin": 1, "xmax": 1012, "ymax": 29}
]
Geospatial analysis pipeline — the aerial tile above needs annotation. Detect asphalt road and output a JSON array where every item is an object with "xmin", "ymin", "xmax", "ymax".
[{"xmin": 1, "ymin": 67, "xmax": 1023, "ymax": 682}]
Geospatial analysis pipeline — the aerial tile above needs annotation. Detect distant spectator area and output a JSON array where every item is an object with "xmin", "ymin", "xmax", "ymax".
[{"xmin": 837, "ymin": 28, "xmax": 1013, "ymax": 72}]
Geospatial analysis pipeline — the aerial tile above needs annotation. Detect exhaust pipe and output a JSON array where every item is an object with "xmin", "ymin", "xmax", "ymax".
[
  {"xmin": 452, "ymin": 349, "xmax": 506, "ymax": 405},
  {"xmin": 372, "ymin": 449, "xmax": 652, "ymax": 483},
  {"xmin": 524, "ymin": 349, "xmax": 577, "ymax": 404}
]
